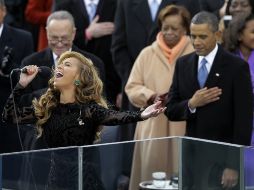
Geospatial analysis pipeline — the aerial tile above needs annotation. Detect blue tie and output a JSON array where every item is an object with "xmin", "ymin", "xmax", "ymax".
[
  {"xmin": 89, "ymin": 2, "xmax": 97, "ymax": 22},
  {"xmin": 198, "ymin": 58, "xmax": 208, "ymax": 88},
  {"xmin": 150, "ymin": 0, "xmax": 159, "ymax": 21}
]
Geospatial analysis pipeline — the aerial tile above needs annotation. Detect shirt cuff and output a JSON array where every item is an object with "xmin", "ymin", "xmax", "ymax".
[{"xmin": 188, "ymin": 101, "xmax": 196, "ymax": 113}]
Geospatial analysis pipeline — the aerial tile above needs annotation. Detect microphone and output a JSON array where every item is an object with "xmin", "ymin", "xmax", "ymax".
[
  {"xmin": 1, "ymin": 46, "xmax": 14, "ymax": 75},
  {"xmin": 13, "ymin": 66, "xmax": 53, "ymax": 78}
]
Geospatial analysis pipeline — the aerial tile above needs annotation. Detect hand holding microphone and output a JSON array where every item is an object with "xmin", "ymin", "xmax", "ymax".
[
  {"xmin": 18, "ymin": 65, "xmax": 40, "ymax": 88},
  {"xmin": 17, "ymin": 65, "xmax": 52, "ymax": 88}
]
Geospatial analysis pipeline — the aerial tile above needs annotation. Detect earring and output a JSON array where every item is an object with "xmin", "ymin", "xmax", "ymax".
[{"xmin": 74, "ymin": 80, "xmax": 81, "ymax": 86}]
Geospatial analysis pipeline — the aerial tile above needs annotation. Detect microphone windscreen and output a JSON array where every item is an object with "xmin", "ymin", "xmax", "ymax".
[
  {"xmin": 38, "ymin": 66, "xmax": 52, "ymax": 78},
  {"xmin": 29, "ymin": 66, "xmax": 53, "ymax": 90}
]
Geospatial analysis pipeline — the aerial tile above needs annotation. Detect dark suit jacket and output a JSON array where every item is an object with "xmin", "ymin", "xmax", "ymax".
[
  {"xmin": 0, "ymin": 24, "xmax": 33, "ymax": 123},
  {"xmin": 55, "ymin": 0, "xmax": 121, "ymax": 103},
  {"xmin": 0, "ymin": 24, "xmax": 33, "ymax": 153},
  {"xmin": 199, "ymin": 0, "xmax": 224, "ymax": 18},
  {"xmin": 165, "ymin": 45, "xmax": 253, "ymax": 146},
  {"xmin": 111, "ymin": 0, "xmax": 200, "ymax": 86}
]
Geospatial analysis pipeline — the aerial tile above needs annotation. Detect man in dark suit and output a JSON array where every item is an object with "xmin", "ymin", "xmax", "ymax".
[
  {"xmin": 0, "ymin": 0, "xmax": 34, "ymax": 153},
  {"xmin": 54, "ymin": 0, "xmax": 121, "ymax": 105},
  {"xmin": 165, "ymin": 11, "xmax": 253, "ymax": 189}
]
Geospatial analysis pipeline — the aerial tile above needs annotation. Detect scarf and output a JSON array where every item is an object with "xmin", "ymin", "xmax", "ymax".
[{"xmin": 156, "ymin": 32, "xmax": 188, "ymax": 64}]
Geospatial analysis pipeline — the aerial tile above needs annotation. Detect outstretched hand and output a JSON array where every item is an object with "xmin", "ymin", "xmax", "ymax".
[{"xmin": 141, "ymin": 101, "xmax": 166, "ymax": 120}]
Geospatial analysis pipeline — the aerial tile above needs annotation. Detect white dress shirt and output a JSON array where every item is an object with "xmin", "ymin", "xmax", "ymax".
[
  {"xmin": 53, "ymin": 52, "xmax": 59, "ymax": 68},
  {"xmin": 53, "ymin": 48, "xmax": 72, "ymax": 67},
  {"xmin": 147, "ymin": 0, "xmax": 162, "ymax": 7},
  {"xmin": 198, "ymin": 44, "xmax": 219, "ymax": 73}
]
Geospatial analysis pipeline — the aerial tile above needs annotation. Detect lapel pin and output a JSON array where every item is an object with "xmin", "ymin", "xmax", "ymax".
[{"xmin": 215, "ymin": 73, "xmax": 220, "ymax": 77}]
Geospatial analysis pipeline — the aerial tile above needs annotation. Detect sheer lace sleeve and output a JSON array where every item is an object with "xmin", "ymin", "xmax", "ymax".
[
  {"xmin": 87, "ymin": 102, "xmax": 143, "ymax": 126},
  {"xmin": 2, "ymin": 83, "xmax": 36, "ymax": 124}
]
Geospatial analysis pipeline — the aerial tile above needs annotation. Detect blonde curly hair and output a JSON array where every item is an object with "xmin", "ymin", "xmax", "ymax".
[{"xmin": 33, "ymin": 51, "xmax": 107, "ymax": 137}]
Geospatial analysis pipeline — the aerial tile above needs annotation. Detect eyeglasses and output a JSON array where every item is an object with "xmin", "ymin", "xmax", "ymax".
[{"xmin": 48, "ymin": 36, "xmax": 72, "ymax": 44}]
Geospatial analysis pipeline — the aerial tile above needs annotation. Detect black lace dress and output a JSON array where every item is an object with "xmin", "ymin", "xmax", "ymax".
[{"xmin": 2, "ymin": 84, "xmax": 143, "ymax": 189}]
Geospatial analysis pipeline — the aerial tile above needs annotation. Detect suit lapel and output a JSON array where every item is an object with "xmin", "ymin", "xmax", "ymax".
[
  {"xmin": 44, "ymin": 48, "xmax": 55, "ymax": 69},
  {"xmin": 96, "ymin": 0, "xmax": 115, "ymax": 20},
  {"xmin": 205, "ymin": 47, "xmax": 226, "ymax": 88},
  {"xmin": 81, "ymin": 0, "xmax": 106, "ymax": 22},
  {"xmin": 188, "ymin": 53, "xmax": 200, "ymax": 90},
  {"xmin": 78, "ymin": 0, "xmax": 90, "ymax": 23},
  {"xmin": 132, "ymin": 0, "xmax": 153, "ymax": 33},
  {"xmin": 0, "ymin": 25, "xmax": 11, "ymax": 53},
  {"xmin": 96, "ymin": 0, "xmax": 104, "ymax": 16}
]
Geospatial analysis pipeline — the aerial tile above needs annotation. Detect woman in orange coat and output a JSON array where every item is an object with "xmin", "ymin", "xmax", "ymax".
[{"xmin": 125, "ymin": 5, "xmax": 194, "ymax": 189}]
